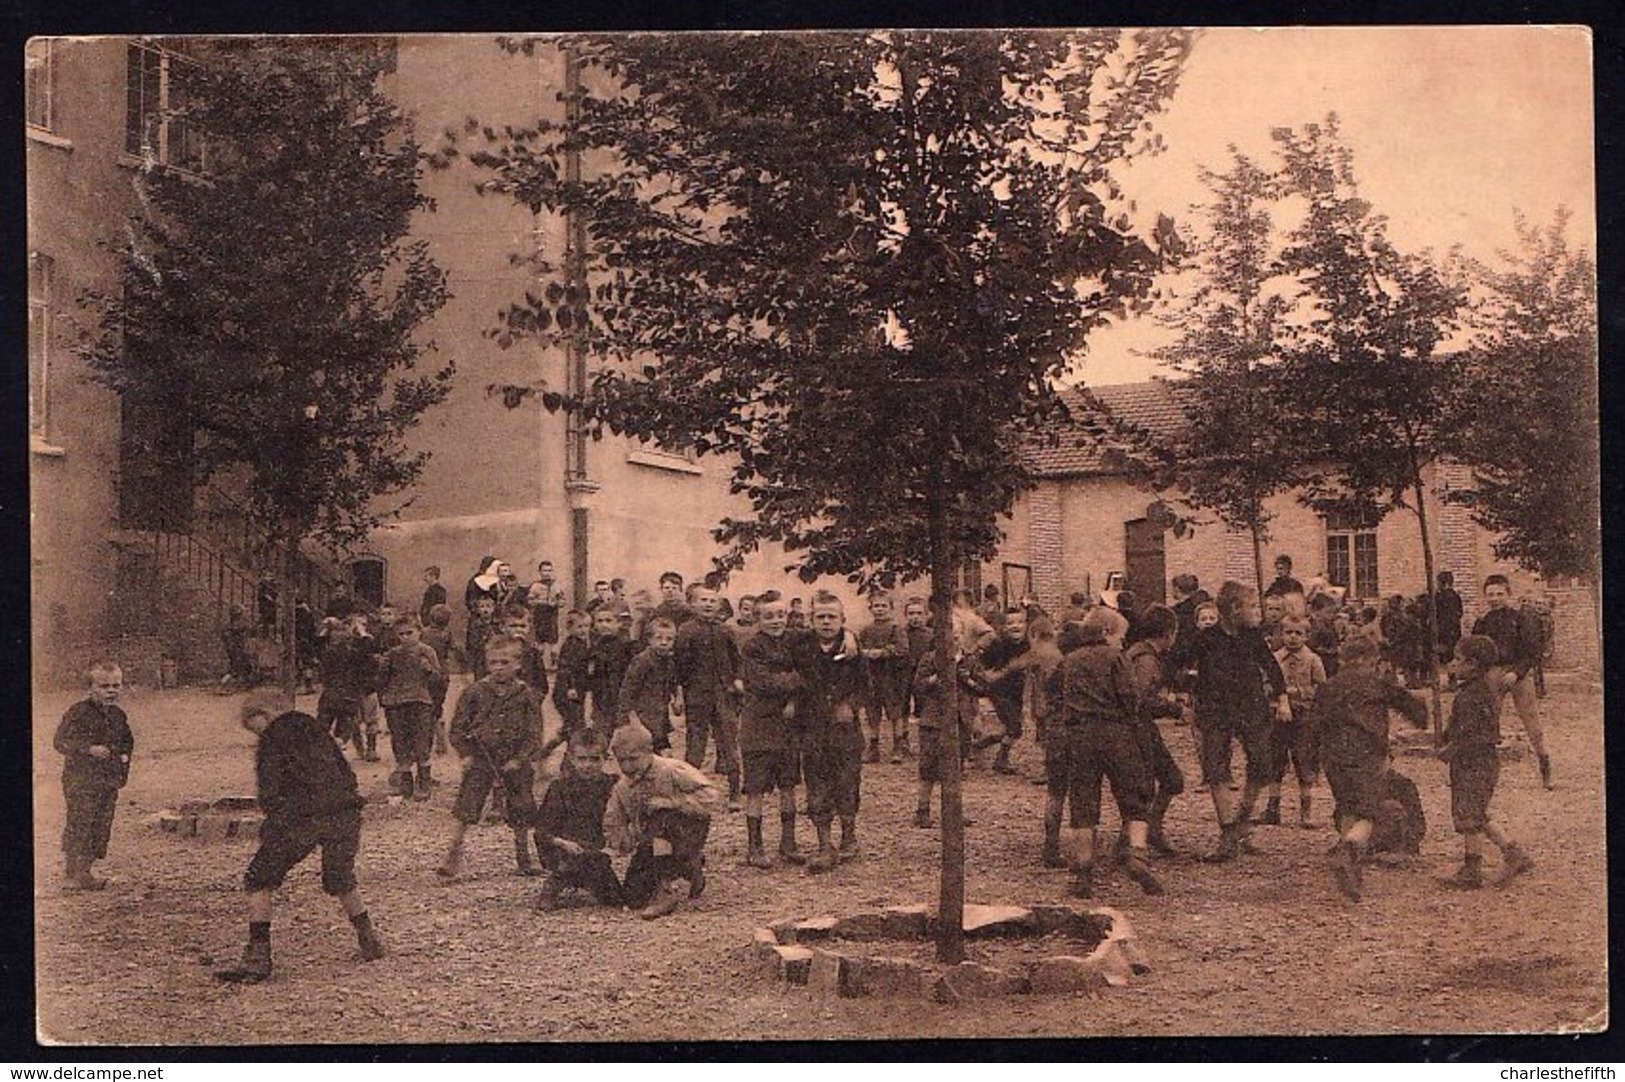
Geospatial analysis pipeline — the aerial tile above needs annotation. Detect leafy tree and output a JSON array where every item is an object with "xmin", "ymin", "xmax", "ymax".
[
  {"xmin": 446, "ymin": 30, "xmax": 1191, "ymax": 959},
  {"xmin": 1448, "ymin": 210, "xmax": 1598, "ymax": 580},
  {"xmin": 1134, "ymin": 150, "xmax": 1303, "ymax": 594},
  {"xmin": 1271, "ymin": 116, "xmax": 1466, "ymax": 727},
  {"xmin": 80, "ymin": 38, "xmax": 453, "ymax": 688}
]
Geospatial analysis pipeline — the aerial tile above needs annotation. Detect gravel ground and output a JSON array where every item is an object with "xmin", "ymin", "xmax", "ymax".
[{"xmin": 33, "ymin": 681, "xmax": 1607, "ymax": 1045}]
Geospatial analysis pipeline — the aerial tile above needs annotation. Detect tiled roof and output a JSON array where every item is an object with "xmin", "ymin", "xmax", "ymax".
[{"xmin": 1021, "ymin": 378, "xmax": 1190, "ymax": 478}]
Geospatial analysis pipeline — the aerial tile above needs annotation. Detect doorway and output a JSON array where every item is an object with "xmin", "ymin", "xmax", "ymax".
[{"xmin": 1123, "ymin": 518, "xmax": 1167, "ymax": 605}]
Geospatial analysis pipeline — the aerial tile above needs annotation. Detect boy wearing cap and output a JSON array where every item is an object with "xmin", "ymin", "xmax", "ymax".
[
  {"xmin": 216, "ymin": 688, "xmax": 384, "ymax": 983},
  {"xmin": 604, "ymin": 723, "xmax": 720, "ymax": 919},
  {"xmin": 1317, "ymin": 637, "xmax": 1428, "ymax": 901},
  {"xmin": 1439, "ymin": 634, "xmax": 1535, "ymax": 890}
]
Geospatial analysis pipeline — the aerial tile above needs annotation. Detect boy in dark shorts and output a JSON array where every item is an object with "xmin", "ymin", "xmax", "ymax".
[
  {"xmin": 1318, "ymin": 637, "xmax": 1428, "ymax": 901},
  {"xmin": 552, "ymin": 610, "xmax": 592, "ymax": 735},
  {"xmin": 54, "ymin": 661, "xmax": 134, "ymax": 891},
  {"xmin": 376, "ymin": 617, "xmax": 442, "ymax": 800},
  {"xmin": 738, "ymin": 591, "xmax": 806, "ymax": 867},
  {"xmin": 585, "ymin": 607, "xmax": 635, "ymax": 733},
  {"xmin": 1439, "ymin": 634, "xmax": 1534, "ymax": 890},
  {"xmin": 791, "ymin": 592, "xmax": 868, "ymax": 872},
  {"xmin": 619, "ymin": 616, "xmax": 680, "ymax": 752},
  {"xmin": 438, "ymin": 635, "xmax": 544, "ymax": 880},
  {"xmin": 317, "ymin": 616, "xmax": 377, "ymax": 761},
  {"xmin": 857, "ymin": 593, "xmax": 912, "ymax": 764},
  {"xmin": 217, "ymin": 689, "xmax": 384, "ymax": 983},
  {"xmin": 1264, "ymin": 614, "xmax": 1327, "ymax": 828},
  {"xmin": 420, "ymin": 604, "xmax": 457, "ymax": 755},
  {"xmin": 1122, "ymin": 605, "xmax": 1185, "ymax": 857},
  {"xmin": 533, "ymin": 729, "xmax": 623, "ymax": 911},
  {"xmin": 912, "ymin": 641, "xmax": 978, "ymax": 829},
  {"xmin": 604, "ymin": 723, "xmax": 719, "ymax": 919},
  {"xmin": 976, "ymin": 608, "xmax": 1031, "ymax": 773},
  {"xmin": 673, "ymin": 584, "xmax": 743, "ymax": 806},
  {"xmin": 1051, "ymin": 607, "xmax": 1164, "ymax": 899}
]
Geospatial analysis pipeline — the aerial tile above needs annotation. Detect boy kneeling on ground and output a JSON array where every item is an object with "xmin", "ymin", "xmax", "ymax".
[
  {"xmin": 533, "ymin": 729, "xmax": 623, "ymax": 911},
  {"xmin": 604, "ymin": 723, "xmax": 719, "ymax": 919},
  {"xmin": 217, "ymin": 689, "xmax": 385, "ymax": 983}
]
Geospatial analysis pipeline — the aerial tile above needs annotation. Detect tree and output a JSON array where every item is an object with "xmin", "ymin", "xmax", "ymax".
[
  {"xmin": 1448, "ymin": 210, "xmax": 1599, "ymax": 580},
  {"xmin": 446, "ymin": 30, "xmax": 1191, "ymax": 959},
  {"xmin": 80, "ymin": 38, "xmax": 453, "ymax": 689},
  {"xmin": 1140, "ymin": 150, "xmax": 1303, "ymax": 594},
  {"xmin": 1271, "ymin": 116, "xmax": 1466, "ymax": 728}
]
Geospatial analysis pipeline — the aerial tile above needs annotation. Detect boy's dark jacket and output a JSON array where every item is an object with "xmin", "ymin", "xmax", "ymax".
[
  {"xmin": 534, "ymin": 766, "xmax": 616, "ymax": 850},
  {"xmin": 54, "ymin": 700, "xmax": 135, "ymax": 788},
  {"xmin": 256, "ymin": 710, "xmax": 365, "ymax": 821}
]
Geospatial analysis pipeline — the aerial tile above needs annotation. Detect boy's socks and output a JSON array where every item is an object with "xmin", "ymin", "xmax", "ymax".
[
  {"xmin": 1494, "ymin": 843, "xmax": 1534, "ymax": 887},
  {"xmin": 745, "ymin": 816, "xmax": 772, "ymax": 868},
  {"xmin": 778, "ymin": 814, "xmax": 806, "ymax": 864},
  {"xmin": 1538, "ymin": 755, "xmax": 1553, "ymax": 791},
  {"xmin": 1442, "ymin": 854, "xmax": 1484, "ymax": 890},
  {"xmin": 838, "ymin": 817, "xmax": 858, "ymax": 857},
  {"xmin": 249, "ymin": 921, "xmax": 271, "ymax": 944},
  {"xmin": 514, "ymin": 832, "xmax": 540, "ymax": 876},
  {"xmin": 1298, "ymin": 791, "xmax": 1314, "ymax": 828},
  {"xmin": 351, "ymin": 911, "xmax": 386, "ymax": 961},
  {"xmin": 1330, "ymin": 840, "xmax": 1363, "ymax": 901}
]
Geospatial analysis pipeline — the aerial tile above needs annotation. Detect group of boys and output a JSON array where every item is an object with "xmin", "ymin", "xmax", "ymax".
[{"xmin": 51, "ymin": 554, "xmax": 1551, "ymax": 983}]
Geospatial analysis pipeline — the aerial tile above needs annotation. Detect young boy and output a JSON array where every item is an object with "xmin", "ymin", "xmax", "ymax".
[
  {"xmin": 1263, "ymin": 613, "xmax": 1328, "ymax": 828},
  {"xmin": 419, "ymin": 566, "xmax": 447, "ymax": 627},
  {"xmin": 216, "ymin": 688, "xmax": 384, "ymax": 983},
  {"xmin": 317, "ymin": 616, "xmax": 378, "ymax": 761},
  {"xmin": 652, "ymin": 571, "xmax": 692, "ymax": 629},
  {"xmin": 54, "ymin": 662, "xmax": 134, "ymax": 891},
  {"xmin": 791, "ymin": 591, "xmax": 868, "ymax": 872},
  {"xmin": 376, "ymin": 617, "xmax": 442, "ymax": 800},
  {"xmin": 526, "ymin": 560, "xmax": 566, "ymax": 657},
  {"xmin": 604, "ymin": 723, "xmax": 720, "ymax": 919},
  {"xmin": 1187, "ymin": 582, "xmax": 1291, "ymax": 863},
  {"xmin": 1122, "ymin": 605, "xmax": 1185, "ymax": 857},
  {"xmin": 857, "ymin": 592, "xmax": 912, "ymax": 764},
  {"xmin": 532, "ymin": 729, "xmax": 623, "ymax": 911},
  {"xmin": 738, "ymin": 591, "xmax": 807, "ymax": 867},
  {"xmin": 464, "ymin": 595, "xmax": 498, "ymax": 681},
  {"xmin": 673, "ymin": 584, "xmax": 744, "ymax": 807},
  {"xmin": 977, "ymin": 607, "xmax": 1031, "ymax": 773},
  {"xmin": 420, "ymin": 603, "xmax": 457, "ymax": 755},
  {"xmin": 221, "ymin": 604, "xmax": 256, "ymax": 688},
  {"xmin": 552, "ymin": 609, "xmax": 593, "ymax": 736},
  {"xmin": 1439, "ymin": 634, "xmax": 1535, "ymax": 890},
  {"xmin": 1051, "ymin": 607, "xmax": 1164, "ymax": 899},
  {"xmin": 911, "ymin": 638, "xmax": 979, "ymax": 830},
  {"xmin": 585, "ymin": 607, "xmax": 635, "ymax": 734},
  {"xmin": 620, "ymin": 616, "xmax": 680, "ymax": 752},
  {"xmin": 1471, "ymin": 574, "xmax": 1553, "ymax": 789},
  {"xmin": 1318, "ymin": 637, "xmax": 1428, "ymax": 901},
  {"xmin": 438, "ymin": 635, "xmax": 544, "ymax": 880},
  {"xmin": 499, "ymin": 604, "xmax": 550, "ymax": 698},
  {"xmin": 786, "ymin": 597, "xmax": 808, "ymax": 631}
]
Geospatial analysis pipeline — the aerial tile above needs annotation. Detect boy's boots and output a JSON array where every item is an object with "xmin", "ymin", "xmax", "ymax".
[
  {"xmin": 914, "ymin": 804, "xmax": 933, "ymax": 829},
  {"xmin": 1538, "ymin": 755, "xmax": 1554, "ymax": 791},
  {"xmin": 1298, "ymin": 791, "xmax": 1315, "ymax": 829},
  {"xmin": 353, "ymin": 913, "xmax": 386, "ymax": 962},
  {"xmin": 1147, "ymin": 795, "xmax": 1177, "ymax": 857},
  {"xmin": 363, "ymin": 731, "xmax": 380, "ymax": 762},
  {"xmin": 779, "ymin": 814, "xmax": 807, "ymax": 864},
  {"xmin": 64, "ymin": 855, "xmax": 107, "ymax": 892},
  {"xmin": 895, "ymin": 728, "xmax": 911, "ymax": 760},
  {"xmin": 395, "ymin": 770, "xmax": 414, "ymax": 799},
  {"xmin": 1441, "ymin": 854, "xmax": 1484, "ymax": 890},
  {"xmin": 745, "ymin": 816, "xmax": 773, "ymax": 869},
  {"xmin": 1331, "ymin": 839, "xmax": 1364, "ymax": 901},
  {"xmin": 216, "ymin": 933, "xmax": 272, "ymax": 983},
  {"xmin": 1121, "ymin": 847, "xmax": 1166, "ymax": 896},
  {"xmin": 414, "ymin": 764, "xmax": 432, "ymax": 801},
  {"xmin": 1494, "ymin": 844, "xmax": 1535, "ymax": 887},
  {"xmin": 837, "ymin": 817, "xmax": 859, "ymax": 859},
  {"xmin": 1042, "ymin": 812, "xmax": 1065, "ymax": 868},
  {"xmin": 535, "ymin": 876, "xmax": 564, "ymax": 912},
  {"xmin": 1203, "ymin": 821, "xmax": 1241, "ymax": 864},
  {"xmin": 807, "ymin": 822, "xmax": 839, "ymax": 873},
  {"xmin": 436, "ymin": 840, "xmax": 464, "ymax": 882},
  {"xmin": 1257, "ymin": 796, "xmax": 1282, "ymax": 826},
  {"xmin": 864, "ymin": 737, "xmax": 881, "ymax": 765},
  {"xmin": 992, "ymin": 742, "xmax": 1014, "ymax": 775},
  {"xmin": 727, "ymin": 775, "xmax": 743, "ymax": 814},
  {"xmin": 1069, "ymin": 862, "xmax": 1094, "ymax": 899},
  {"xmin": 514, "ymin": 831, "xmax": 540, "ymax": 877}
]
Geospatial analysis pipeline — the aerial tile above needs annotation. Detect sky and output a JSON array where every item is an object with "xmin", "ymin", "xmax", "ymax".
[{"xmin": 1075, "ymin": 25, "xmax": 1596, "ymax": 386}]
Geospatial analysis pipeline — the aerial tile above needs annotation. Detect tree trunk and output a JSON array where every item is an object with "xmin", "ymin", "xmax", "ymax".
[
  {"xmin": 1250, "ymin": 521, "xmax": 1266, "ymax": 599},
  {"xmin": 1410, "ymin": 466, "xmax": 1444, "ymax": 735},
  {"xmin": 279, "ymin": 529, "xmax": 300, "ymax": 697},
  {"xmin": 928, "ymin": 450, "xmax": 965, "ymax": 964}
]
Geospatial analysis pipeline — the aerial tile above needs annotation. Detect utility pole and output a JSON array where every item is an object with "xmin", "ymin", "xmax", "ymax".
[{"xmin": 561, "ymin": 43, "xmax": 597, "ymax": 608}]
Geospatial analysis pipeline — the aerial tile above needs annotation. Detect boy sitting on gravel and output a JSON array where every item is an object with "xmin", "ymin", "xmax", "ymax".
[
  {"xmin": 54, "ymin": 661, "xmax": 134, "ymax": 891},
  {"xmin": 1438, "ymin": 634, "xmax": 1535, "ymax": 890},
  {"xmin": 217, "ymin": 688, "xmax": 384, "ymax": 983},
  {"xmin": 533, "ymin": 729, "xmax": 623, "ymax": 911},
  {"xmin": 1318, "ymin": 637, "xmax": 1428, "ymax": 902},
  {"xmin": 604, "ymin": 723, "xmax": 719, "ymax": 919}
]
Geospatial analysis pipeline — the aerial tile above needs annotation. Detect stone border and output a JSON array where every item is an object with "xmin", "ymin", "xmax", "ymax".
[
  {"xmin": 147, "ymin": 791, "xmax": 412, "ymax": 842},
  {"xmin": 753, "ymin": 903, "xmax": 1151, "ymax": 1000}
]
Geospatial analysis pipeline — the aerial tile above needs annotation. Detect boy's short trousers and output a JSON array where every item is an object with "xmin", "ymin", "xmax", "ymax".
[
  {"xmin": 1323, "ymin": 754, "xmax": 1386, "ymax": 823},
  {"xmin": 1139, "ymin": 722, "xmax": 1185, "ymax": 796},
  {"xmin": 1270, "ymin": 716, "xmax": 1320, "ymax": 784},
  {"xmin": 383, "ymin": 701, "xmax": 435, "ymax": 764},
  {"xmin": 1066, "ymin": 720, "xmax": 1154, "ymax": 827},
  {"xmin": 1449, "ymin": 752, "xmax": 1499, "ymax": 834},
  {"xmin": 245, "ymin": 808, "xmax": 362, "ymax": 896},
  {"xmin": 991, "ymin": 696, "xmax": 1024, "ymax": 740},
  {"xmin": 1196, "ymin": 714, "xmax": 1276, "ymax": 787},
  {"xmin": 453, "ymin": 756, "xmax": 536, "ymax": 828},
  {"xmin": 61, "ymin": 780, "xmax": 120, "ymax": 860},
  {"xmin": 742, "ymin": 748, "xmax": 800, "ymax": 795},
  {"xmin": 800, "ymin": 723, "xmax": 864, "ymax": 822}
]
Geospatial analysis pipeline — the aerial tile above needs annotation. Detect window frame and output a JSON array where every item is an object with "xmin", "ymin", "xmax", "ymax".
[
  {"xmin": 124, "ymin": 40, "xmax": 208, "ymax": 175},
  {"xmin": 26, "ymin": 39, "xmax": 56, "ymax": 133},
  {"xmin": 1324, "ymin": 509, "xmax": 1381, "ymax": 600},
  {"xmin": 28, "ymin": 251, "xmax": 54, "ymax": 444}
]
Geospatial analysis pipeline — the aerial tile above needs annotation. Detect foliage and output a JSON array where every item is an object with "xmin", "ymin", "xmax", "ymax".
[
  {"xmin": 442, "ymin": 29, "xmax": 1191, "ymax": 586},
  {"xmin": 80, "ymin": 38, "xmax": 453, "ymax": 548},
  {"xmin": 1447, "ymin": 210, "xmax": 1598, "ymax": 578}
]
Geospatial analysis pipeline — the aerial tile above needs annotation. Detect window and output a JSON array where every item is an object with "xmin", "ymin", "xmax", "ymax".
[
  {"xmin": 125, "ymin": 41, "xmax": 207, "ymax": 172},
  {"xmin": 26, "ymin": 39, "xmax": 56, "ymax": 132},
  {"xmin": 626, "ymin": 439, "xmax": 702, "ymax": 474},
  {"xmin": 28, "ymin": 252, "xmax": 53, "ymax": 440},
  {"xmin": 1325, "ymin": 509, "xmax": 1380, "ymax": 599}
]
